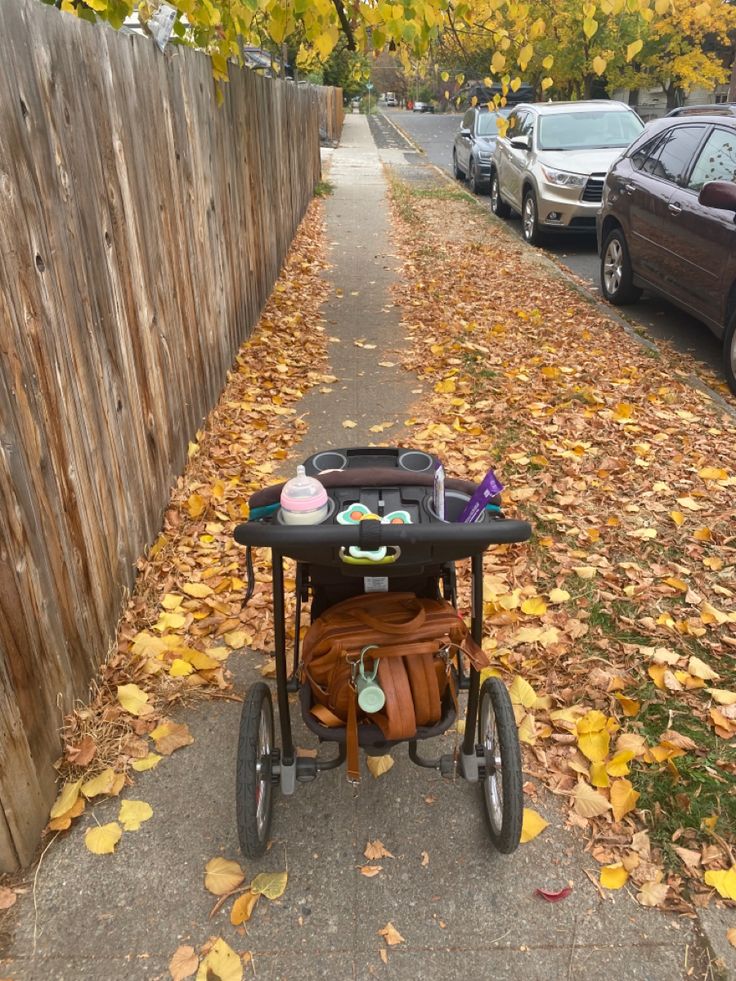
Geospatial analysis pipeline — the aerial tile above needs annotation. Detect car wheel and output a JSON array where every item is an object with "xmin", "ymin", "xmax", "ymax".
[
  {"xmin": 522, "ymin": 189, "xmax": 542, "ymax": 246},
  {"xmin": 468, "ymin": 160, "xmax": 482, "ymax": 195},
  {"xmin": 600, "ymin": 228, "xmax": 642, "ymax": 306},
  {"xmin": 452, "ymin": 150, "xmax": 465, "ymax": 181},
  {"xmin": 723, "ymin": 308, "xmax": 736, "ymax": 396},
  {"xmin": 491, "ymin": 172, "xmax": 511, "ymax": 218}
]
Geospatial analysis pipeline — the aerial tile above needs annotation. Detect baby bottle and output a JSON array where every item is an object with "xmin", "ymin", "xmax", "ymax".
[{"xmin": 279, "ymin": 466, "xmax": 329, "ymax": 525}]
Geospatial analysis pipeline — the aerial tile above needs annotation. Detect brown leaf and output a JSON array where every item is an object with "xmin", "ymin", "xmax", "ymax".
[
  {"xmin": 168, "ymin": 944, "xmax": 198, "ymax": 981},
  {"xmin": 66, "ymin": 734, "xmax": 97, "ymax": 766},
  {"xmin": 150, "ymin": 720, "xmax": 193, "ymax": 755},
  {"xmin": 637, "ymin": 879, "xmax": 669, "ymax": 907},
  {"xmin": 359, "ymin": 865, "xmax": 382, "ymax": 877},
  {"xmin": 378, "ymin": 922, "xmax": 405, "ymax": 946},
  {"xmin": 364, "ymin": 839, "xmax": 394, "ymax": 861},
  {"xmin": 0, "ymin": 887, "xmax": 17, "ymax": 910}
]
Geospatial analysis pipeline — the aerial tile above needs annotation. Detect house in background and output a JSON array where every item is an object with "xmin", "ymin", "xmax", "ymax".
[{"xmin": 612, "ymin": 81, "xmax": 731, "ymax": 121}]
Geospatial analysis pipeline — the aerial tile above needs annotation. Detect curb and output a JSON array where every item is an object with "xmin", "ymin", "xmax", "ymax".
[{"xmin": 380, "ymin": 112, "xmax": 736, "ymax": 423}]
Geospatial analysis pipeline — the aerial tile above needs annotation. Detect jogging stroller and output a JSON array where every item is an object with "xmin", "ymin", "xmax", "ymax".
[{"xmin": 233, "ymin": 446, "xmax": 532, "ymax": 858}]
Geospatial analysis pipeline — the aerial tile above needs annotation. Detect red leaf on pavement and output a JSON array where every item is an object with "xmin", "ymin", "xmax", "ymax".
[{"xmin": 535, "ymin": 885, "xmax": 573, "ymax": 903}]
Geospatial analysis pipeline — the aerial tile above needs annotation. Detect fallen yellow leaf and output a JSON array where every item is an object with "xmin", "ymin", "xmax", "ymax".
[
  {"xmin": 204, "ymin": 857, "xmax": 245, "ymax": 896},
  {"xmin": 614, "ymin": 694, "xmax": 640, "ymax": 717},
  {"xmin": 195, "ymin": 938, "xmax": 242, "ymax": 981},
  {"xmin": 573, "ymin": 781, "xmax": 611, "ymax": 818},
  {"xmin": 230, "ymin": 890, "xmax": 259, "ymax": 925},
  {"xmin": 704, "ymin": 866, "xmax": 736, "ymax": 900},
  {"xmin": 520, "ymin": 808, "xmax": 549, "ymax": 843},
  {"xmin": 116, "ymin": 683, "xmax": 152, "ymax": 717},
  {"xmin": 548, "ymin": 588, "xmax": 570, "ymax": 603},
  {"xmin": 182, "ymin": 582, "xmax": 213, "ymax": 598},
  {"xmin": 169, "ymin": 658, "xmax": 195, "ymax": 677},
  {"xmin": 509, "ymin": 675, "xmax": 536, "ymax": 709},
  {"xmin": 366, "ymin": 754, "xmax": 394, "ymax": 778},
  {"xmin": 521, "ymin": 596, "xmax": 547, "ymax": 617},
  {"xmin": 131, "ymin": 753, "xmax": 162, "ymax": 772},
  {"xmin": 118, "ymin": 799, "xmax": 153, "ymax": 831},
  {"xmin": 250, "ymin": 871, "xmax": 288, "ymax": 899},
  {"xmin": 610, "ymin": 778, "xmax": 639, "ymax": 822},
  {"xmin": 50, "ymin": 779, "xmax": 83, "ymax": 820},
  {"xmin": 81, "ymin": 768, "xmax": 116, "ymax": 799},
  {"xmin": 688, "ymin": 656, "xmax": 719, "ymax": 681},
  {"xmin": 600, "ymin": 863, "xmax": 629, "ymax": 890},
  {"xmin": 85, "ymin": 822, "xmax": 122, "ymax": 855}
]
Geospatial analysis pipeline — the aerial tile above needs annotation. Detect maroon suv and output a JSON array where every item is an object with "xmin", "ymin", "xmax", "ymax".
[{"xmin": 597, "ymin": 113, "xmax": 736, "ymax": 394}]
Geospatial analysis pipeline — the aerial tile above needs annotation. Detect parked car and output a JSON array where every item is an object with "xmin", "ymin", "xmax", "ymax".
[
  {"xmin": 666, "ymin": 103, "xmax": 736, "ymax": 117},
  {"xmin": 597, "ymin": 113, "xmax": 736, "ymax": 394},
  {"xmin": 452, "ymin": 106, "xmax": 512, "ymax": 194},
  {"xmin": 412, "ymin": 102, "xmax": 434, "ymax": 113},
  {"xmin": 490, "ymin": 101, "xmax": 644, "ymax": 244}
]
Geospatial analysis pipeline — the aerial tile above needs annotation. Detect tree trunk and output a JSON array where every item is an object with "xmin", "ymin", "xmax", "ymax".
[
  {"xmin": 665, "ymin": 84, "xmax": 683, "ymax": 111},
  {"xmin": 729, "ymin": 45, "xmax": 736, "ymax": 102}
]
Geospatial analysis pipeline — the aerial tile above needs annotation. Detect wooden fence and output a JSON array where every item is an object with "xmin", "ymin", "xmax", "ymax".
[{"xmin": 0, "ymin": 0, "xmax": 341, "ymax": 871}]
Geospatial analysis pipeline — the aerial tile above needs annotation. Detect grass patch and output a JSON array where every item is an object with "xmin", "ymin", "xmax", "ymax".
[
  {"xmin": 314, "ymin": 180, "xmax": 334, "ymax": 198},
  {"xmin": 629, "ymin": 689, "xmax": 736, "ymax": 859},
  {"xmin": 408, "ymin": 185, "xmax": 474, "ymax": 203}
]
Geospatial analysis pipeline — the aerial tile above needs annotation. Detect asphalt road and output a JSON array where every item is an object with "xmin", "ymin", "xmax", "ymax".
[{"xmin": 380, "ymin": 108, "xmax": 726, "ymax": 383}]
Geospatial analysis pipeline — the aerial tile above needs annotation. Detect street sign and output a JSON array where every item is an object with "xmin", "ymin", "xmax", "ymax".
[{"xmin": 366, "ymin": 83, "xmax": 374, "ymax": 90}]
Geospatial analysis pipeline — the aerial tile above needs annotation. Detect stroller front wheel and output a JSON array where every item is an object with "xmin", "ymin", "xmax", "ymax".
[
  {"xmin": 236, "ymin": 682, "xmax": 275, "ymax": 858},
  {"xmin": 478, "ymin": 678, "xmax": 523, "ymax": 853}
]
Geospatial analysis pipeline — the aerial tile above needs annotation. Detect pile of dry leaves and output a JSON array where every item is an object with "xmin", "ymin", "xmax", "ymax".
[
  {"xmin": 47, "ymin": 199, "xmax": 331, "ymax": 845},
  {"xmin": 387, "ymin": 175, "xmax": 736, "ymax": 912}
]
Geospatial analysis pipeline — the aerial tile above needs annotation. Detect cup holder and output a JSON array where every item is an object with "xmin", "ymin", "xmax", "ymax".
[
  {"xmin": 311, "ymin": 451, "xmax": 347, "ymax": 473},
  {"xmin": 425, "ymin": 490, "xmax": 485, "ymax": 524},
  {"xmin": 397, "ymin": 450, "xmax": 434, "ymax": 473}
]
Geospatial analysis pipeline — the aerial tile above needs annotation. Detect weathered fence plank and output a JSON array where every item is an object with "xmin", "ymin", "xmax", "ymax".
[{"xmin": 0, "ymin": 0, "xmax": 341, "ymax": 871}]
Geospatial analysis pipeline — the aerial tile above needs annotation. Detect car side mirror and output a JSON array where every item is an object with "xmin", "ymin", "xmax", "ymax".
[
  {"xmin": 698, "ymin": 180, "xmax": 736, "ymax": 215},
  {"xmin": 460, "ymin": 127, "xmax": 471, "ymax": 137},
  {"xmin": 510, "ymin": 135, "xmax": 531, "ymax": 151}
]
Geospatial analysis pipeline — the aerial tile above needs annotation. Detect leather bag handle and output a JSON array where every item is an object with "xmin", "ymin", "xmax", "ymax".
[{"xmin": 350, "ymin": 597, "xmax": 426, "ymax": 634}]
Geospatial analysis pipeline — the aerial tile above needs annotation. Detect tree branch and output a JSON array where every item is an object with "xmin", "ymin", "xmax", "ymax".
[{"xmin": 332, "ymin": 0, "xmax": 356, "ymax": 51}]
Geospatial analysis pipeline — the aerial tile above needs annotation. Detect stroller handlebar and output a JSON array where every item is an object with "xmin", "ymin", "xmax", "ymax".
[{"xmin": 233, "ymin": 518, "xmax": 532, "ymax": 549}]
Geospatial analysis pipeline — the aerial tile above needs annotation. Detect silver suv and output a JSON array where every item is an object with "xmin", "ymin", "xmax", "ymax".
[{"xmin": 490, "ymin": 101, "xmax": 644, "ymax": 244}]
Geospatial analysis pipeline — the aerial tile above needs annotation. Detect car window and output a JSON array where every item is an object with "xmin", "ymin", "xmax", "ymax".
[
  {"xmin": 462, "ymin": 110, "xmax": 475, "ymax": 131},
  {"xmin": 476, "ymin": 112, "xmax": 503, "ymax": 136},
  {"xmin": 506, "ymin": 111, "xmax": 527, "ymax": 140},
  {"xmin": 640, "ymin": 125, "xmax": 706, "ymax": 184},
  {"xmin": 518, "ymin": 113, "xmax": 534, "ymax": 139},
  {"xmin": 630, "ymin": 134, "xmax": 663, "ymax": 170},
  {"xmin": 687, "ymin": 127, "xmax": 736, "ymax": 191},
  {"xmin": 537, "ymin": 110, "xmax": 643, "ymax": 149}
]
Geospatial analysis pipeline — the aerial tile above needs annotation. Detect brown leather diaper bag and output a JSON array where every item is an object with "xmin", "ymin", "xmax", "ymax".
[{"xmin": 301, "ymin": 592, "xmax": 490, "ymax": 781}]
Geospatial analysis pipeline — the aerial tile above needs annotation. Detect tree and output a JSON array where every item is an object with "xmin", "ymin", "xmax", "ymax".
[
  {"xmin": 46, "ymin": 0, "xmax": 706, "ymax": 108},
  {"xmin": 605, "ymin": 0, "xmax": 736, "ymax": 109}
]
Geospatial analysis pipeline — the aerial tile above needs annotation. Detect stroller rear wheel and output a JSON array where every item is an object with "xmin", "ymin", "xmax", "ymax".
[
  {"xmin": 236, "ymin": 682, "xmax": 275, "ymax": 858},
  {"xmin": 478, "ymin": 678, "xmax": 523, "ymax": 853}
]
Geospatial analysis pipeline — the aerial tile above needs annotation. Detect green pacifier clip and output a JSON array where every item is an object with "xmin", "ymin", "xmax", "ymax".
[{"xmin": 356, "ymin": 645, "xmax": 385, "ymax": 714}]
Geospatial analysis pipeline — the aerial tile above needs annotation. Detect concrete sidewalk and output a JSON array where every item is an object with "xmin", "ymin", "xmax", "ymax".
[{"xmin": 0, "ymin": 115, "xmax": 716, "ymax": 981}]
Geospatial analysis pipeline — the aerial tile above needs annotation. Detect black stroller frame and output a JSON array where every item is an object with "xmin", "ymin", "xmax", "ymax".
[{"xmin": 233, "ymin": 446, "xmax": 532, "ymax": 858}]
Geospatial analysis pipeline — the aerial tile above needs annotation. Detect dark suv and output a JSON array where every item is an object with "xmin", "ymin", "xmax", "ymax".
[{"xmin": 597, "ymin": 114, "xmax": 736, "ymax": 394}]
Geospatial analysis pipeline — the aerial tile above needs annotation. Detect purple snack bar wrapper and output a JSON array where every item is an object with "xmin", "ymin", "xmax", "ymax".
[{"xmin": 458, "ymin": 468, "xmax": 504, "ymax": 523}]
